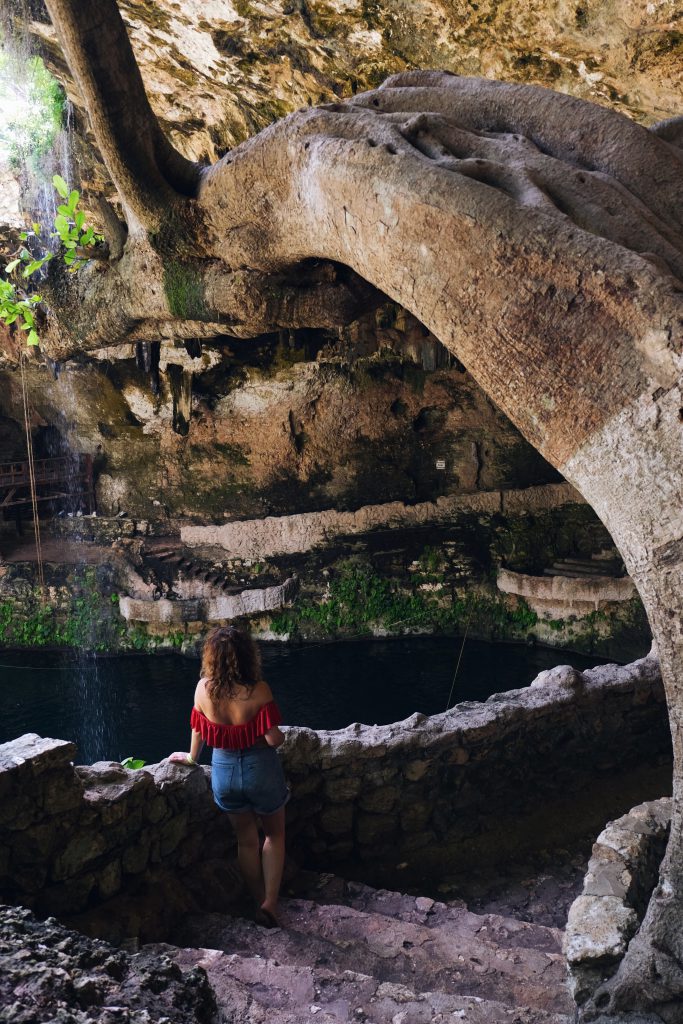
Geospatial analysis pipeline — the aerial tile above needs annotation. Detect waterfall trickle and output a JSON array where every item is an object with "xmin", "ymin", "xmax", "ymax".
[
  {"xmin": 0, "ymin": 16, "xmax": 116, "ymax": 764},
  {"xmin": 1, "ymin": 4, "xmax": 76, "ymax": 225}
]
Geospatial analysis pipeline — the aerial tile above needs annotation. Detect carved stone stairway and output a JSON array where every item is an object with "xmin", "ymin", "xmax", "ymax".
[{"xmin": 157, "ymin": 873, "xmax": 576, "ymax": 1023}]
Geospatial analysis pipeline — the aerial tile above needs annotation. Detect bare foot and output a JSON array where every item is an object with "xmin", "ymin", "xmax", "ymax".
[{"xmin": 256, "ymin": 904, "xmax": 280, "ymax": 928}]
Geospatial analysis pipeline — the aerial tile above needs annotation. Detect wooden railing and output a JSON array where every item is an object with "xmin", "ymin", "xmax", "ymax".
[{"xmin": 0, "ymin": 454, "xmax": 95, "ymax": 512}]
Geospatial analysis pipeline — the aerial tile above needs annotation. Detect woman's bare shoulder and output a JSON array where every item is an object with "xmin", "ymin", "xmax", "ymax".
[
  {"xmin": 254, "ymin": 679, "xmax": 274, "ymax": 703},
  {"xmin": 194, "ymin": 677, "xmax": 209, "ymax": 709}
]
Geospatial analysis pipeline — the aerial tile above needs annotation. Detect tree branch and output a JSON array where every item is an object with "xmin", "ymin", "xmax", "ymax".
[
  {"xmin": 93, "ymin": 197, "xmax": 127, "ymax": 261},
  {"xmin": 43, "ymin": 0, "xmax": 203, "ymax": 234},
  {"xmin": 36, "ymin": 239, "xmax": 380, "ymax": 358}
]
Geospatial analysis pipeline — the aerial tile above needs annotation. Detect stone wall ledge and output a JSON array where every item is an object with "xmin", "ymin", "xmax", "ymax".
[
  {"xmin": 282, "ymin": 651, "xmax": 664, "ymax": 763},
  {"xmin": 119, "ymin": 576, "xmax": 298, "ymax": 624},
  {"xmin": 0, "ymin": 733, "xmax": 76, "ymax": 777},
  {"xmin": 497, "ymin": 568, "xmax": 636, "ymax": 615},
  {"xmin": 564, "ymin": 797, "xmax": 672, "ymax": 1010},
  {"xmin": 180, "ymin": 482, "xmax": 584, "ymax": 557}
]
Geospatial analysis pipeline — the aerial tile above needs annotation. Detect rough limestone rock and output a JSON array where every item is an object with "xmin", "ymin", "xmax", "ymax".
[
  {"xmin": 0, "ymin": 904, "xmax": 217, "ymax": 1024},
  {"xmin": 26, "ymin": 0, "xmax": 683, "ymax": 170},
  {"xmin": 566, "ymin": 895, "xmax": 640, "ymax": 965},
  {"xmin": 565, "ymin": 798, "xmax": 672, "ymax": 1012},
  {"xmin": 0, "ymin": 306, "xmax": 562, "ymax": 519}
]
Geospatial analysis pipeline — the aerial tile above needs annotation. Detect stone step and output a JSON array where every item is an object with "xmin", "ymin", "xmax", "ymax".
[
  {"xmin": 542, "ymin": 568, "xmax": 602, "ymax": 579},
  {"xmin": 288, "ymin": 872, "xmax": 563, "ymax": 954},
  {"xmin": 177, "ymin": 897, "xmax": 573, "ymax": 1015},
  {"xmin": 545, "ymin": 565, "xmax": 611, "ymax": 578},
  {"xmin": 148, "ymin": 548, "xmax": 177, "ymax": 560},
  {"xmin": 165, "ymin": 945, "xmax": 574, "ymax": 1024},
  {"xmin": 546, "ymin": 560, "xmax": 621, "ymax": 578}
]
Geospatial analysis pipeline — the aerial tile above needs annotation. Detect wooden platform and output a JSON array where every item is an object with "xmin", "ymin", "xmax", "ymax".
[{"xmin": 0, "ymin": 454, "xmax": 95, "ymax": 514}]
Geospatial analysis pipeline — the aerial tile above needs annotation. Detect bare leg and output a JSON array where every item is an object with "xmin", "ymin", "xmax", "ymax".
[
  {"xmin": 228, "ymin": 811, "xmax": 263, "ymax": 905},
  {"xmin": 259, "ymin": 807, "xmax": 286, "ymax": 921}
]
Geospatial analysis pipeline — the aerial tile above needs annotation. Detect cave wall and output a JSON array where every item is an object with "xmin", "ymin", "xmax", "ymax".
[
  {"xmin": 3, "ymin": 0, "xmax": 679, "ymax": 525},
  {"xmin": 0, "ymin": 306, "xmax": 561, "ymax": 522},
  {"xmin": 24, "ymin": 0, "xmax": 681, "ymax": 175}
]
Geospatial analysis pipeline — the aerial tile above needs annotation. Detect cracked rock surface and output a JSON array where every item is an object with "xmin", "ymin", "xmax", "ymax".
[{"xmin": 0, "ymin": 904, "xmax": 217, "ymax": 1024}]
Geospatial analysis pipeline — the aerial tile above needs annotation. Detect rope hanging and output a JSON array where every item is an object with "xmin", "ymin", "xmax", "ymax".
[
  {"xmin": 445, "ymin": 601, "xmax": 475, "ymax": 712},
  {"xmin": 19, "ymin": 352, "xmax": 46, "ymax": 598}
]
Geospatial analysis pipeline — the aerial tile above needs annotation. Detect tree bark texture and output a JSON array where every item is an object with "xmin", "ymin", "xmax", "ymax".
[{"xmin": 35, "ymin": 3, "xmax": 683, "ymax": 1016}]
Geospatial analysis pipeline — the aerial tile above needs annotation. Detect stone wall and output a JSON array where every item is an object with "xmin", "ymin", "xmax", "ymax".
[
  {"xmin": 497, "ymin": 568, "xmax": 636, "ymax": 618},
  {"xmin": 181, "ymin": 482, "xmax": 583, "ymax": 557},
  {"xmin": 564, "ymin": 797, "xmax": 672, "ymax": 1014},
  {"xmin": 281, "ymin": 654, "xmax": 671, "ymax": 888},
  {"xmin": 0, "ymin": 734, "xmax": 240, "ymax": 943},
  {"xmin": 0, "ymin": 654, "xmax": 671, "ymax": 941},
  {"xmin": 119, "ymin": 576, "xmax": 298, "ymax": 626}
]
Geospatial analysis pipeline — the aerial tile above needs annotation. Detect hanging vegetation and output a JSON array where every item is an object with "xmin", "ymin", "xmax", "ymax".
[{"xmin": 0, "ymin": 175, "xmax": 104, "ymax": 345}]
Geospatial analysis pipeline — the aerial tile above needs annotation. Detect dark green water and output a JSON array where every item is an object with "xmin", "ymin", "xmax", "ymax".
[{"xmin": 0, "ymin": 639, "xmax": 612, "ymax": 765}]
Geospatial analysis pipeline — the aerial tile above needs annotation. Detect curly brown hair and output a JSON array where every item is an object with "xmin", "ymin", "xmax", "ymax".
[{"xmin": 201, "ymin": 626, "xmax": 262, "ymax": 705}]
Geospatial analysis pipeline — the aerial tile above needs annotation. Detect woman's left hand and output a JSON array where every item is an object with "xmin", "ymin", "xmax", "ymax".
[{"xmin": 167, "ymin": 751, "xmax": 195, "ymax": 765}]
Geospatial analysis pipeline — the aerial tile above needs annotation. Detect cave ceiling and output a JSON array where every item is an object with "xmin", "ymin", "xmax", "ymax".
[
  {"xmin": 0, "ymin": 0, "xmax": 680, "ymax": 520},
  {"xmin": 20, "ymin": 0, "xmax": 683, "ymax": 171}
]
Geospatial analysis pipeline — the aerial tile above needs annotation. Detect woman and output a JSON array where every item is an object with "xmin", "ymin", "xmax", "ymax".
[{"xmin": 169, "ymin": 625, "xmax": 288, "ymax": 927}]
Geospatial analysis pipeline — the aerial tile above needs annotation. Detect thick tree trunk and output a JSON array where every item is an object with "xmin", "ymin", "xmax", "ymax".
[
  {"xmin": 563, "ymin": 404, "xmax": 683, "ymax": 1019},
  {"xmin": 43, "ymin": 0, "xmax": 202, "ymax": 232},
  {"xmin": 31, "ymin": 4, "xmax": 683, "ymax": 1015}
]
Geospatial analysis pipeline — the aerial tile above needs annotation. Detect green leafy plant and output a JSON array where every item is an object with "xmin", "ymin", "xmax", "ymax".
[
  {"xmin": 1, "ymin": 175, "xmax": 105, "ymax": 347},
  {"xmin": 270, "ymin": 560, "xmax": 541, "ymax": 641},
  {"xmin": 0, "ymin": 277, "xmax": 41, "ymax": 345},
  {"xmin": 51, "ymin": 174, "xmax": 104, "ymax": 269},
  {"xmin": 121, "ymin": 756, "xmax": 146, "ymax": 770}
]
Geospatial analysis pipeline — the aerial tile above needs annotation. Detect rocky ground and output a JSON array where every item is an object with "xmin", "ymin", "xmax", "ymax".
[
  {"xmin": 0, "ymin": 904, "xmax": 217, "ymax": 1024},
  {"xmin": 1, "ymin": 849, "xmax": 589, "ymax": 1024},
  {"xmin": 435, "ymin": 843, "xmax": 590, "ymax": 929}
]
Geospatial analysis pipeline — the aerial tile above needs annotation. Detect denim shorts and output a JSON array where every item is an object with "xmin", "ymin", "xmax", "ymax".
[{"xmin": 211, "ymin": 746, "xmax": 290, "ymax": 816}]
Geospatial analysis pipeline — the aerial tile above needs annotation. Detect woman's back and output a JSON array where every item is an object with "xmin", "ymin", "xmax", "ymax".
[
  {"xmin": 169, "ymin": 624, "xmax": 288, "ymax": 927},
  {"xmin": 196, "ymin": 677, "xmax": 274, "ymax": 726}
]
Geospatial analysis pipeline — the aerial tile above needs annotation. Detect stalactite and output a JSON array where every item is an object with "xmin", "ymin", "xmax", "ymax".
[
  {"xmin": 166, "ymin": 363, "xmax": 192, "ymax": 437},
  {"xmin": 183, "ymin": 338, "xmax": 202, "ymax": 358},
  {"xmin": 135, "ymin": 340, "xmax": 160, "ymax": 395}
]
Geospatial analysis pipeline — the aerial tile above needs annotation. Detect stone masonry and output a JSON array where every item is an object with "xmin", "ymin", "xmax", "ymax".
[
  {"xmin": 565, "ymin": 797, "xmax": 672, "ymax": 1013},
  {"xmin": 0, "ymin": 652, "xmax": 671, "ymax": 943}
]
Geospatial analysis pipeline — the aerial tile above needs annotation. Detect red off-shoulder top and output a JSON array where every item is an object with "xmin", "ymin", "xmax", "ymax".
[{"xmin": 190, "ymin": 701, "xmax": 282, "ymax": 750}]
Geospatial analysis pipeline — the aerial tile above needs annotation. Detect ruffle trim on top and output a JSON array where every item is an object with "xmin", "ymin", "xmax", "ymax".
[{"xmin": 190, "ymin": 701, "xmax": 282, "ymax": 750}]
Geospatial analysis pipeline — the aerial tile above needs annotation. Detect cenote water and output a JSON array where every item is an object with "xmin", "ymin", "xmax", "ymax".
[{"xmin": 0, "ymin": 638, "xmax": 613, "ymax": 765}]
